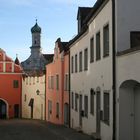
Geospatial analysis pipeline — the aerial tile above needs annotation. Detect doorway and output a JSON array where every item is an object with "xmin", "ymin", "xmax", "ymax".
[
  {"xmin": 64, "ymin": 103, "xmax": 69, "ymax": 126},
  {"xmin": 119, "ymin": 80, "xmax": 140, "ymax": 140},
  {"xmin": 0, "ymin": 99, "xmax": 7, "ymax": 119},
  {"xmin": 14, "ymin": 104, "xmax": 19, "ymax": 118}
]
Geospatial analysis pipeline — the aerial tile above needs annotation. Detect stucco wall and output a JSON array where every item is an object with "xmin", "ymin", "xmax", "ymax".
[
  {"xmin": 116, "ymin": 50, "xmax": 140, "ymax": 140},
  {"xmin": 115, "ymin": 0, "xmax": 140, "ymax": 52},
  {"xmin": 22, "ymin": 75, "xmax": 45, "ymax": 120},
  {"xmin": 70, "ymin": 1, "xmax": 113, "ymax": 140}
]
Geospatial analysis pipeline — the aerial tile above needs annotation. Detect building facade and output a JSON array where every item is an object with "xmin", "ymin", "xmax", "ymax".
[
  {"xmin": 0, "ymin": 48, "xmax": 22, "ymax": 119},
  {"xmin": 46, "ymin": 38, "xmax": 69, "ymax": 126},
  {"xmin": 115, "ymin": 0, "xmax": 140, "ymax": 140},
  {"xmin": 22, "ymin": 75, "xmax": 46, "ymax": 120},
  {"xmin": 69, "ymin": 0, "xmax": 113, "ymax": 139},
  {"xmin": 68, "ymin": 0, "xmax": 140, "ymax": 140}
]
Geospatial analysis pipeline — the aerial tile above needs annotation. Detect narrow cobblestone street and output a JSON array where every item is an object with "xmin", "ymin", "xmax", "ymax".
[{"xmin": 0, "ymin": 119, "xmax": 93, "ymax": 140}]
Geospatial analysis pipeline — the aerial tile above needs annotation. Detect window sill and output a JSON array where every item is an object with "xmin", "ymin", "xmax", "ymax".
[
  {"xmin": 103, "ymin": 54, "xmax": 109, "ymax": 58},
  {"xmin": 102, "ymin": 120, "xmax": 110, "ymax": 126}
]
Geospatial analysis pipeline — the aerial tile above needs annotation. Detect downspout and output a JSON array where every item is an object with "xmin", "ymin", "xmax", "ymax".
[
  {"xmin": 44, "ymin": 71, "xmax": 46, "ymax": 120},
  {"xmin": 20, "ymin": 74, "xmax": 22, "ymax": 118},
  {"xmin": 68, "ymin": 50, "xmax": 71, "ymax": 128},
  {"xmin": 62, "ymin": 52, "xmax": 64, "ymax": 124},
  {"xmin": 112, "ymin": 0, "xmax": 116, "ymax": 140}
]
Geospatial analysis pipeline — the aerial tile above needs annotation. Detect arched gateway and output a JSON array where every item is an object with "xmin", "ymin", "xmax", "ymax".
[
  {"xmin": 0, "ymin": 99, "xmax": 8, "ymax": 119},
  {"xmin": 119, "ymin": 80, "xmax": 140, "ymax": 140}
]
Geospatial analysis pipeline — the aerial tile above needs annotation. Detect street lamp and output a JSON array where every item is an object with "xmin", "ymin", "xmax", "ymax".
[{"xmin": 36, "ymin": 89, "xmax": 40, "ymax": 95}]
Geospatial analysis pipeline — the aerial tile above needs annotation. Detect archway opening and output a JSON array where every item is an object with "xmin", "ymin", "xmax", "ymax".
[
  {"xmin": 119, "ymin": 80, "xmax": 140, "ymax": 140},
  {"xmin": 0, "ymin": 99, "xmax": 7, "ymax": 119}
]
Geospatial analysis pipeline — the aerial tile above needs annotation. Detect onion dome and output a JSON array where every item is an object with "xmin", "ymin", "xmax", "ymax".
[{"xmin": 31, "ymin": 20, "xmax": 41, "ymax": 33}]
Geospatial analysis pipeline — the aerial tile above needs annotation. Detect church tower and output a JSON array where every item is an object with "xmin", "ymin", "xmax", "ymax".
[
  {"xmin": 21, "ymin": 21, "xmax": 53, "ymax": 75},
  {"xmin": 30, "ymin": 20, "xmax": 42, "ymax": 55},
  {"xmin": 31, "ymin": 20, "xmax": 41, "ymax": 48}
]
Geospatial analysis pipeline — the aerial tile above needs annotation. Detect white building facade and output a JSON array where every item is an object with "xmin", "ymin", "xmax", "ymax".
[
  {"xmin": 69, "ymin": 0, "xmax": 113, "ymax": 140},
  {"xmin": 115, "ymin": 0, "xmax": 140, "ymax": 140},
  {"xmin": 22, "ymin": 75, "xmax": 46, "ymax": 120},
  {"xmin": 69, "ymin": 0, "xmax": 140, "ymax": 139}
]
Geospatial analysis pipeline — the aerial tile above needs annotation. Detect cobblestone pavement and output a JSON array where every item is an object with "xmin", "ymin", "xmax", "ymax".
[{"xmin": 0, "ymin": 119, "xmax": 94, "ymax": 140}]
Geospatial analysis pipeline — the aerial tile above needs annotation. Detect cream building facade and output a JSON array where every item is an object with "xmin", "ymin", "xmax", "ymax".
[{"xmin": 22, "ymin": 75, "xmax": 46, "ymax": 120}]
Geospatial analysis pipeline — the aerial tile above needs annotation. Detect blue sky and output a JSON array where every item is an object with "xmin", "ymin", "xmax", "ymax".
[{"xmin": 0, "ymin": 0, "xmax": 96, "ymax": 61}]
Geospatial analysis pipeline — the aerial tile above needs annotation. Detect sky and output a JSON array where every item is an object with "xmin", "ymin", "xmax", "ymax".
[{"xmin": 0, "ymin": 0, "xmax": 96, "ymax": 61}]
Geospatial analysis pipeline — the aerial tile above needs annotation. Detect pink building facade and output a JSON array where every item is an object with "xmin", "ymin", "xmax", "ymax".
[
  {"xmin": 46, "ymin": 38, "xmax": 69, "ymax": 126},
  {"xmin": 0, "ymin": 48, "xmax": 22, "ymax": 119}
]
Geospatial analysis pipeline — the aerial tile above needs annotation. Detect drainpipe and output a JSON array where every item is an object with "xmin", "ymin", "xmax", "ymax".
[
  {"xmin": 20, "ymin": 74, "xmax": 22, "ymax": 119},
  {"xmin": 44, "ymin": 73, "xmax": 46, "ymax": 121},
  {"xmin": 61, "ymin": 51, "xmax": 64, "ymax": 124},
  {"xmin": 68, "ymin": 50, "xmax": 71, "ymax": 128},
  {"xmin": 112, "ymin": 0, "xmax": 116, "ymax": 140}
]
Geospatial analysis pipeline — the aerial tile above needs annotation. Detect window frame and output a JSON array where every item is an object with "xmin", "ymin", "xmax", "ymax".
[
  {"xmin": 103, "ymin": 92, "xmax": 110, "ymax": 125},
  {"xmin": 75, "ymin": 54, "xmax": 78, "ymax": 73},
  {"xmin": 96, "ymin": 31, "xmax": 101, "ymax": 61},
  {"xmin": 84, "ymin": 48, "xmax": 88, "ymax": 71},
  {"xmin": 90, "ymin": 89, "xmax": 94, "ymax": 115},
  {"xmin": 84, "ymin": 95, "xmax": 88, "ymax": 118},
  {"xmin": 90, "ymin": 37, "xmax": 94, "ymax": 63},
  {"xmin": 79, "ymin": 51, "xmax": 82, "ymax": 72},
  {"xmin": 103, "ymin": 24, "xmax": 109, "ymax": 57},
  {"xmin": 13, "ymin": 80, "xmax": 19, "ymax": 88}
]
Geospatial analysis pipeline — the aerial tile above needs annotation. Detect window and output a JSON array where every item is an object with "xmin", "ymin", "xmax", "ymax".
[
  {"xmin": 96, "ymin": 32, "xmax": 101, "ymax": 60},
  {"xmin": 84, "ymin": 96, "xmax": 88, "ymax": 117},
  {"xmin": 104, "ymin": 92, "xmax": 110, "ymax": 125},
  {"xmin": 75, "ymin": 54, "xmax": 77, "ymax": 73},
  {"xmin": 75, "ymin": 93, "xmax": 78, "ymax": 111},
  {"xmin": 130, "ymin": 31, "xmax": 140, "ymax": 48},
  {"xmin": 48, "ymin": 100, "xmax": 52, "ymax": 115},
  {"xmin": 103, "ymin": 25, "xmax": 109, "ymax": 57},
  {"xmin": 24, "ymin": 94, "xmax": 27, "ymax": 102},
  {"xmin": 71, "ymin": 56, "xmax": 74, "ymax": 73},
  {"xmin": 29, "ymin": 77, "xmax": 31, "ymax": 85},
  {"xmin": 90, "ymin": 37, "xmax": 94, "ymax": 62},
  {"xmin": 64, "ymin": 74, "xmax": 69, "ymax": 91},
  {"xmin": 56, "ymin": 75, "xmax": 59, "ymax": 90},
  {"xmin": 79, "ymin": 51, "xmax": 82, "ymax": 72},
  {"xmin": 48, "ymin": 76, "xmax": 51, "ymax": 89},
  {"xmin": 90, "ymin": 89, "xmax": 94, "ymax": 115},
  {"xmin": 51, "ymin": 76, "xmax": 54, "ymax": 89},
  {"xmin": 84, "ymin": 48, "xmax": 88, "ymax": 70},
  {"xmin": 56, "ymin": 102, "xmax": 59, "ymax": 118},
  {"xmin": 37, "ymin": 76, "xmax": 39, "ymax": 83},
  {"xmin": 72, "ymin": 92, "xmax": 74, "ymax": 109},
  {"xmin": 13, "ymin": 80, "xmax": 19, "ymax": 88},
  {"xmin": 26, "ymin": 78, "xmax": 28, "ymax": 85},
  {"xmin": 33, "ymin": 77, "xmax": 35, "ymax": 84}
]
